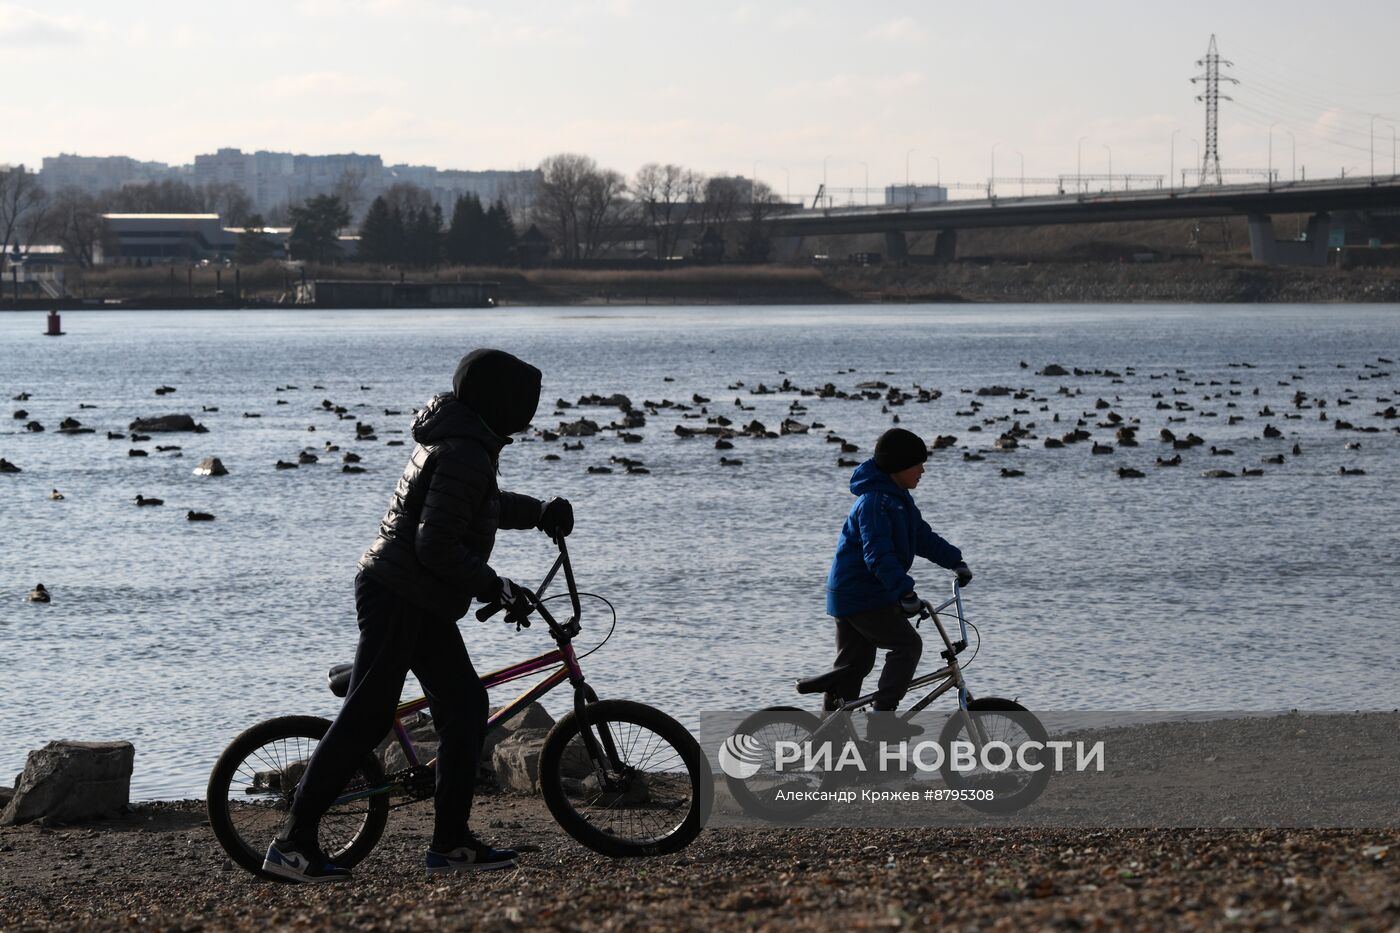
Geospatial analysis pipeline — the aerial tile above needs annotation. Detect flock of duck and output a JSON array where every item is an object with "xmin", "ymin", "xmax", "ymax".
[
  {"xmin": 8, "ymin": 354, "xmax": 1394, "ymax": 603},
  {"xmin": 518, "ymin": 357, "xmax": 1393, "ymax": 483}
]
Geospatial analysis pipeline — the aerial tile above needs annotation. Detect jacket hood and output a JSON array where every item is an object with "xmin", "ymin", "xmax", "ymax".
[
  {"xmin": 849, "ymin": 458, "xmax": 903, "ymax": 497},
  {"xmin": 451, "ymin": 348, "xmax": 541, "ymax": 438},
  {"xmin": 411, "ymin": 393, "xmax": 504, "ymax": 449}
]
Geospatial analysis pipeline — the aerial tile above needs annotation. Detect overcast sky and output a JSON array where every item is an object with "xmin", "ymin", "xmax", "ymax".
[{"xmin": 4, "ymin": 0, "xmax": 1400, "ymax": 198}]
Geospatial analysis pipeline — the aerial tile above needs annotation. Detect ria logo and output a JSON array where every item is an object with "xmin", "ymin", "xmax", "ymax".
[{"xmin": 718, "ymin": 732, "xmax": 766, "ymax": 779}]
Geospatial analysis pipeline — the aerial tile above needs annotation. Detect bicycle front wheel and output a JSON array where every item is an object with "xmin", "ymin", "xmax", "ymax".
[
  {"xmin": 538, "ymin": 700, "xmax": 710, "ymax": 858},
  {"xmin": 206, "ymin": 715, "xmax": 389, "ymax": 878},
  {"xmin": 937, "ymin": 697, "xmax": 1051, "ymax": 814}
]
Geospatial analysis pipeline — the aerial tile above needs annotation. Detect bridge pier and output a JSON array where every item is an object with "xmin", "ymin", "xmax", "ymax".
[
  {"xmin": 932, "ymin": 229, "xmax": 958, "ymax": 263},
  {"xmin": 1247, "ymin": 213, "xmax": 1331, "ymax": 267},
  {"xmin": 884, "ymin": 231, "xmax": 909, "ymax": 262},
  {"xmin": 771, "ymin": 236, "xmax": 806, "ymax": 263}
]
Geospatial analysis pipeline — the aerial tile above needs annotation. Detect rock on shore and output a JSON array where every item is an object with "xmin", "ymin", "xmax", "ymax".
[{"xmin": 1, "ymin": 741, "xmax": 133, "ymax": 826}]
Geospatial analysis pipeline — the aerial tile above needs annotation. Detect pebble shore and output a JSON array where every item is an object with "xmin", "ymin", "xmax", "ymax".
[{"xmin": 2, "ymin": 796, "xmax": 1397, "ymax": 931}]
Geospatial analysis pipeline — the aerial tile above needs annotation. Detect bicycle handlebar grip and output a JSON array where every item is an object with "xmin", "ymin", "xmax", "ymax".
[{"xmin": 476, "ymin": 601, "xmax": 505, "ymax": 622}]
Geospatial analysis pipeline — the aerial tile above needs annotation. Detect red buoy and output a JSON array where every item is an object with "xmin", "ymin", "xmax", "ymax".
[{"xmin": 45, "ymin": 310, "xmax": 64, "ymax": 336}]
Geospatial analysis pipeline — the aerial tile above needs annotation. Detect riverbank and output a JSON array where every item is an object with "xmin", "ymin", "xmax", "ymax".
[
  {"xmin": 2, "ymin": 796, "xmax": 1396, "ymax": 932},
  {"xmin": 10, "ymin": 259, "xmax": 1400, "ymax": 310}
]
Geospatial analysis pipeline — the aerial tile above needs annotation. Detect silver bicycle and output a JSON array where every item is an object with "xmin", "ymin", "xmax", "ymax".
[{"xmin": 726, "ymin": 581, "xmax": 1050, "ymax": 819}]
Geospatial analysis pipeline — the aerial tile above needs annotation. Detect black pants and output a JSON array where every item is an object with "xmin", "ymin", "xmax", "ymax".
[
  {"xmin": 829, "ymin": 603, "xmax": 923, "ymax": 710},
  {"xmin": 284, "ymin": 572, "xmax": 488, "ymax": 851}
]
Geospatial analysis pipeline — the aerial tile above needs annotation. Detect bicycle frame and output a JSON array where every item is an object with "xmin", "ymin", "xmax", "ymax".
[
  {"xmin": 811, "ymin": 581, "xmax": 992, "ymax": 750},
  {"xmin": 334, "ymin": 538, "xmax": 620, "ymax": 804}
]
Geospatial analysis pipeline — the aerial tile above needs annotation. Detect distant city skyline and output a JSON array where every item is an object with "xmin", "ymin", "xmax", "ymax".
[
  {"xmin": 5, "ymin": 1, "xmax": 1400, "ymax": 200},
  {"xmin": 32, "ymin": 148, "xmax": 539, "ymax": 219}
]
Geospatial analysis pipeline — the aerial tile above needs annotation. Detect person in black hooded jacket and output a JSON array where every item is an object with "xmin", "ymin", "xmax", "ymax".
[{"xmin": 263, "ymin": 348, "xmax": 574, "ymax": 882}]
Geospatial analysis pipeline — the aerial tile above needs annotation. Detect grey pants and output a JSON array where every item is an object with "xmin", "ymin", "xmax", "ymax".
[{"xmin": 828, "ymin": 603, "xmax": 923, "ymax": 710}]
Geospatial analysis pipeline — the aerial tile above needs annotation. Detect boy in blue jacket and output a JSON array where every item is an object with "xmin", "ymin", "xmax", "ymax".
[{"xmin": 825, "ymin": 428, "xmax": 972, "ymax": 740}]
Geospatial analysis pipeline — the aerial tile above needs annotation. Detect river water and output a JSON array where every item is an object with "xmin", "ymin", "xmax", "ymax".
[{"xmin": 1, "ymin": 304, "xmax": 1397, "ymax": 798}]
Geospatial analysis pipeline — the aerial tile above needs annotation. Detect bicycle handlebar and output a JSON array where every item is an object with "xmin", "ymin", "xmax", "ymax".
[{"xmin": 475, "ymin": 534, "xmax": 583, "ymax": 639}]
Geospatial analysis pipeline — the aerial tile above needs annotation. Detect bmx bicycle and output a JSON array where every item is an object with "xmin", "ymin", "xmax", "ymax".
[
  {"xmin": 725, "ymin": 579, "xmax": 1049, "ymax": 820},
  {"xmin": 207, "ymin": 539, "xmax": 711, "ymax": 878}
]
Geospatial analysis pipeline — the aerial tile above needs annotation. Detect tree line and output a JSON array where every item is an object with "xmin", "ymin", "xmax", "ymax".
[
  {"xmin": 2, "ymin": 152, "xmax": 788, "ymax": 271},
  {"xmin": 0, "ymin": 167, "xmax": 257, "ymax": 270},
  {"xmin": 357, "ymin": 186, "xmax": 517, "ymax": 267},
  {"xmin": 531, "ymin": 153, "xmax": 784, "ymax": 263}
]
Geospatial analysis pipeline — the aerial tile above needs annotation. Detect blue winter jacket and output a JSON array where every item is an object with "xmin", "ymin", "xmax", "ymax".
[{"xmin": 826, "ymin": 459, "xmax": 964, "ymax": 617}]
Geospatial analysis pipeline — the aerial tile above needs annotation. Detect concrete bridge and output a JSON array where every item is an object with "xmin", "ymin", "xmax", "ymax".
[{"xmin": 764, "ymin": 177, "xmax": 1400, "ymax": 266}]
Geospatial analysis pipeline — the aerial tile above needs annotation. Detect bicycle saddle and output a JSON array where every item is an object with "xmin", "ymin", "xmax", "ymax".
[
  {"xmin": 327, "ymin": 663, "xmax": 353, "ymax": 697},
  {"xmin": 795, "ymin": 665, "xmax": 855, "ymax": 695}
]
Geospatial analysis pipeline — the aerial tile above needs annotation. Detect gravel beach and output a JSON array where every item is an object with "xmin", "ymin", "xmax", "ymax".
[{"xmin": 2, "ymin": 794, "xmax": 1397, "ymax": 932}]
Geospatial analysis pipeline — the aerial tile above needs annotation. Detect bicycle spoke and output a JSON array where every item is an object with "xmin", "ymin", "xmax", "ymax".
[{"xmin": 562, "ymin": 718, "xmax": 692, "ymax": 846}]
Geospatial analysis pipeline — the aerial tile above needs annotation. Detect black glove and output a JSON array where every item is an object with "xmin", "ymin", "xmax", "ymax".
[
  {"xmin": 538, "ymin": 496, "xmax": 574, "ymax": 539},
  {"xmin": 477, "ymin": 576, "xmax": 536, "ymax": 629},
  {"xmin": 898, "ymin": 592, "xmax": 923, "ymax": 616},
  {"xmin": 954, "ymin": 564, "xmax": 973, "ymax": 587}
]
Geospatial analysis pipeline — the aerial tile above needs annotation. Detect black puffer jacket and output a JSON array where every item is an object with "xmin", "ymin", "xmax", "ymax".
[{"xmin": 357, "ymin": 393, "xmax": 542, "ymax": 621}]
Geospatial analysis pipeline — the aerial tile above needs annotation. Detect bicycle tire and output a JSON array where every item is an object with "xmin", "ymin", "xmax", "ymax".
[
  {"xmin": 538, "ymin": 700, "xmax": 710, "ymax": 858},
  {"xmin": 937, "ymin": 697, "xmax": 1051, "ymax": 814},
  {"xmin": 722, "ymin": 707, "xmax": 838, "ymax": 822},
  {"xmin": 206, "ymin": 715, "xmax": 389, "ymax": 878}
]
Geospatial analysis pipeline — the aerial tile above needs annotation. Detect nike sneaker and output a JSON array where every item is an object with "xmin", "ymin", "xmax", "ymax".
[{"xmin": 262, "ymin": 839, "xmax": 352, "ymax": 883}]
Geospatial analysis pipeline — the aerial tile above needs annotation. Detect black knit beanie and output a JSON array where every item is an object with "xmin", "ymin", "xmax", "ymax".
[{"xmin": 873, "ymin": 428, "xmax": 928, "ymax": 474}]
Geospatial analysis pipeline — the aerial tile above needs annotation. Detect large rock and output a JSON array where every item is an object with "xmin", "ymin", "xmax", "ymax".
[
  {"xmin": 193, "ymin": 456, "xmax": 228, "ymax": 477},
  {"xmin": 490, "ymin": 728, "xmax": 551, "ymax": 794},
  {"xmin": 128, "ymin": 414, "xmax": 205, "ymax": 433},
  {"xmin": 1, "ymin": 741, "xmax": 134, "ymax": 825},
  {"xmin": 379, "ymin": 702, "xmax": 556, "ymax": 779}
]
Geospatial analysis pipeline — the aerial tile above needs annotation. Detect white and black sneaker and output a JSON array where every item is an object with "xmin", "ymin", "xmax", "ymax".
[
  {"xmin": 262, "ymin": 839, "xmax": 352, "ymax": 883},
  {"xmin": 425, "ymin": 835, "xmax": 518, "ymax": 873}
]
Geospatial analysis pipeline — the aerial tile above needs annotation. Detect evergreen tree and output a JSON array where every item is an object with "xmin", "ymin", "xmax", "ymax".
[
  {"xmin": 288, "ymin": 195, "xmax": 350, "ymax": 263},
  {"xmin": 444, "ymin": 194, "xmax": 487, "ymax": 266},
  {"xmin": 483, "ymin": 200, "xmax": 518, "ymax": 265},
  {"xmin": 404, "ymin": 204, "xmax": 443, "ymax": 267},
  {"xmin": 235, "ymin": 213, "xmax": 279, "ymax": 265},
  {"xmin": 357, "ymin": 196, "xmax": 401, "ymax": 264}
]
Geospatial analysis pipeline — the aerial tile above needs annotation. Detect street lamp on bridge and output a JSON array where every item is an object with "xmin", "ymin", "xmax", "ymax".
[
  {"xmin": 1102, "ymin": 144, "xmax": 1112, "ymax": 191},
  {"xmin": 1371, "ymin": 114, "xmax": 1380, "ymax": 178},
  {"xmin": 1268, "ymin": 122, "xmax": 1278, "ymax": 188},
  {"xmin": 1170, "ymin": 129, "xmax": 1180, "ymax": 191},
  {"xmin": 1077, "ymin": 135, "xmax": 1088, "ymax": 193}
]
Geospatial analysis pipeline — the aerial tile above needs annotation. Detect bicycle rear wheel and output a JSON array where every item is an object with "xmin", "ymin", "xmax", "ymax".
[
  {"xmin": 206, "ymin": 715, "xmax": 389, "ymax": 877},
  {"xmin": 722, "ymin": 707, "xmax": 838, "ymax": 822},
  {"xmin": 538, "ymin": 700, "xmax": 710, "ymax": 858}
]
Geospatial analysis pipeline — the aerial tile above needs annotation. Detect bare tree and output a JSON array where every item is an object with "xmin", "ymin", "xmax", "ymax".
[
  {"xmin": 379, "ymin": 182, "xmax": 437, "ymax": 220},
  {"xmin": 331, "ymin": 167, "xmax": 372, "ymax": 219},
  {"xmin": 579, "ymin": 167, "xmax": 631, "ymax": 259},
  {"xmin": 533, "ymin": 153, "xmax": 595, "ymax": 261},
  {"xmin": 0, "ymin": 166, "xmax": 50, "ymax": 270},
  {"xmin": 47, "ymin": 188, "xmax": 106, "ymax": 268},
  {"xmin": 633, "ymin": 163, "xmax": 703, "ymax": 259},
  {"xmin": 199, "ymin": 182, "xmax": 254, "ymax": 227},
  {"xmin": 695, "ymin": 176, "xmax": 748, "ymax": 238},
  {"xmin": 736, "ymin": 180, "xmax": 783, "ymax": 262}
]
